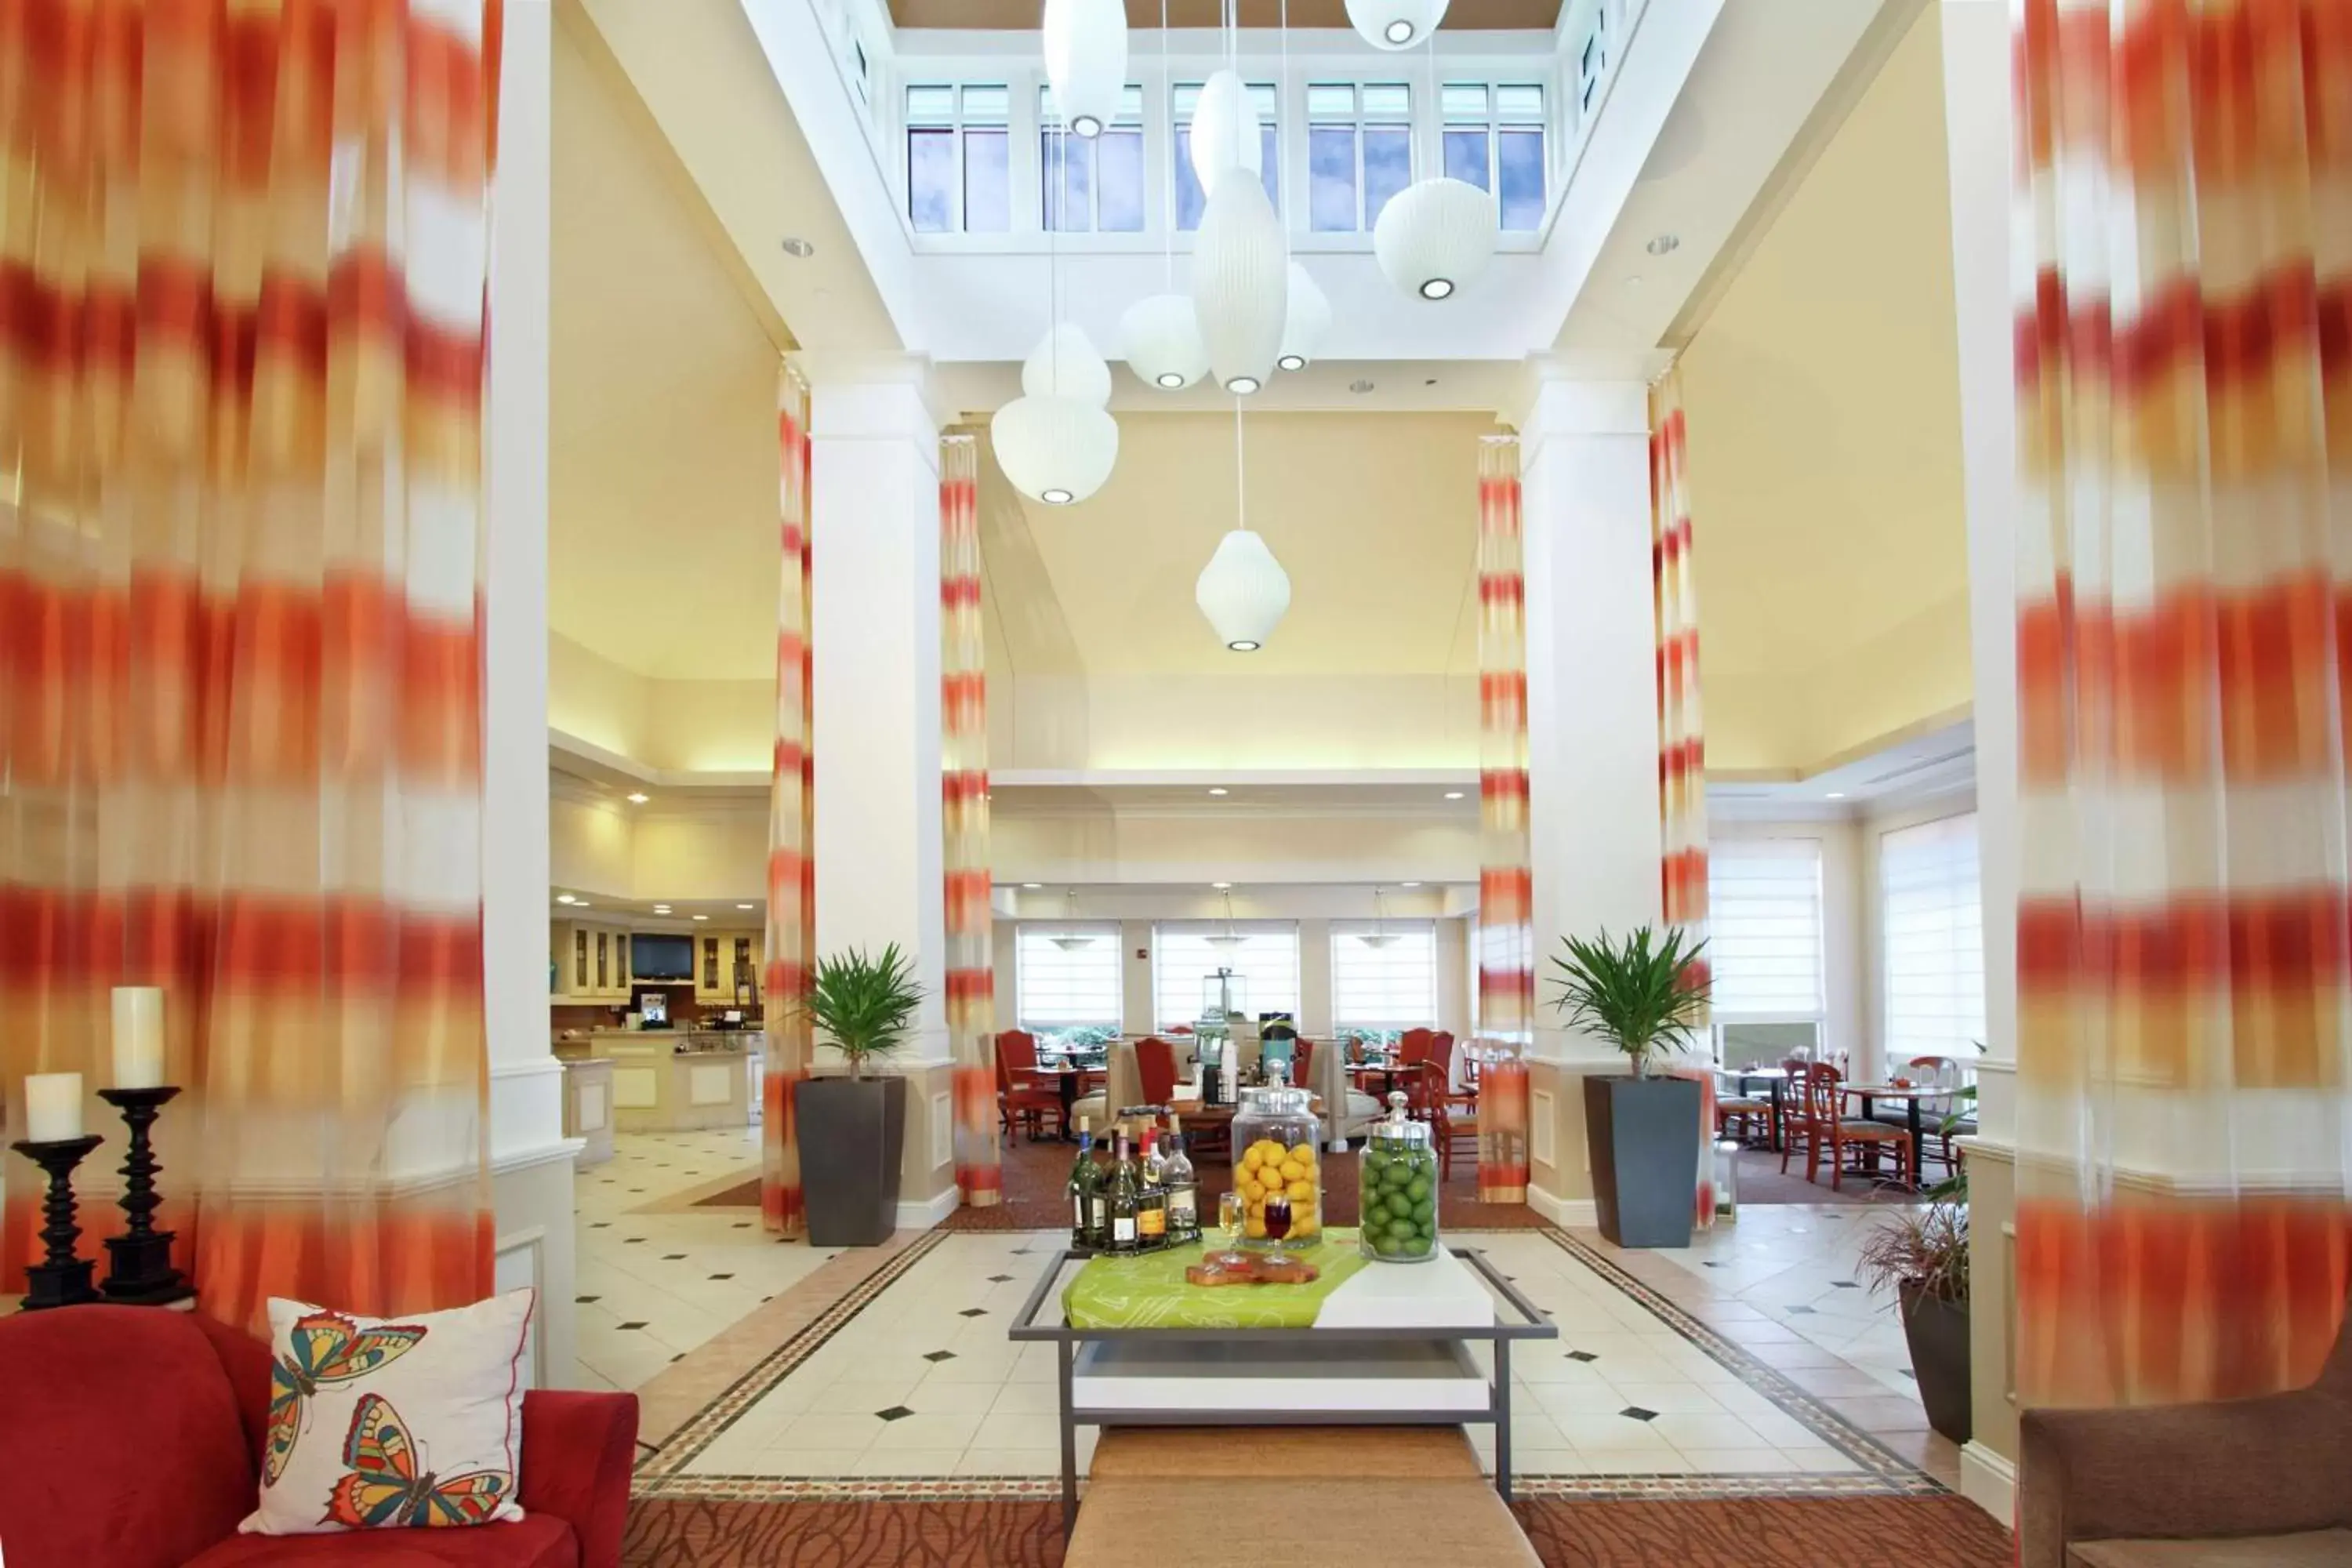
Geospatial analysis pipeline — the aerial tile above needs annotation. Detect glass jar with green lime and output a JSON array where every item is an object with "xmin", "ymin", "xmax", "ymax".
[{"xmin": 1358, "ymin": 1091, "xmax": 1439, "ymax": 1263}]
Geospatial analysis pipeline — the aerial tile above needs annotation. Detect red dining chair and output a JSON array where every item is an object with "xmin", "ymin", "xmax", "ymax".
[
  {"xmin": 1793, "ymin": 1062, "xmax": 1912, "ymax": 1191},
  {"xmin": 1292, "ymin": 1036, "xmax": 1316, "ymax": 1087},
  {"xmin": 1399, "ymin": 1055, "xmax": 1458, "ymax": 1181},
  {"xmin": 1397, "ymin": 1028, "xmax": 1436, "ymax": 1069},
  {"xmin": 996, "ymin": 1029, "xmax": 1064, "ymax": 1141},
  {"xmin": 1136, "ymin": 1036, "xmax": 1179, "ymax": 1108}
]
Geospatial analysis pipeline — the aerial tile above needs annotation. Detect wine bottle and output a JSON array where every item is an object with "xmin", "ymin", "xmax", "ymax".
[
  {"xmin": 1106, "ymin": 1129, "xmax": 1140, "ymax": 1254},
  {"xmin": 1067, "ymin": 1117, "xmax": 1099, "ymax": 1250},
  {"xmin": 1163, "ymin": 1116, "xmax": 1198, "ymax": 1243},
  {"xmin": 1136, "ymin": 1127, "xmax": 1168, "ymax": 1250}
]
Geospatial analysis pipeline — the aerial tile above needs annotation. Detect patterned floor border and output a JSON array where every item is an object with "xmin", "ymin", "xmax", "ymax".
[
  {"xmin": 1538, "ymin": 1229, "xmax": 1947, "ymax": 1497},
  {"xmin": 631, "ymin": 1226, "xmax": 1947, "ymax": 1504}
]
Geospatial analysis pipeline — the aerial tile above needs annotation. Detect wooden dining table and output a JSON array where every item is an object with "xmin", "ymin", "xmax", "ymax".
[
  {"xmin": 1031, "ymin": 1060, "xmax": 1102, "ymax": 1142},
  {"xmin": 1718, "ymin": 1066, "xmax": 1792, "ymax": 1152},
  {"xmin": 1842, "ymin": 1082, "xmax": 1943, "ymax": 1189}
]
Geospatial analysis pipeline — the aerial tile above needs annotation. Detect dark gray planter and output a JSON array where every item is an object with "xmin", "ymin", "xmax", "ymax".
[
  {"xmin": 1899, "ymin": 1280, "xmax": 1973, "ymax": 1443},
  {"xmin": 1583, "ymin": 1073, "xmax": 1702, "ymax": 1249},
  {"xmin": 797, "ymin": 1075, "xmax": 906, "ymax": 1247}
]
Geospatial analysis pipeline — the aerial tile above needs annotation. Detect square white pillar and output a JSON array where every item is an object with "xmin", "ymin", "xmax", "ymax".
[
  {"xmin": 800, "ymin": 354, "xmax": 950, "ymax": 1061},
  {"xmin": 1516, "ymin": 377, "xmax": 1664, "ymax": 1064}
]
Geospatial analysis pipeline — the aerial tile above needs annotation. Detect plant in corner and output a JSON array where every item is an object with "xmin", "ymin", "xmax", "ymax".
[
  {"xmin": 1547, "ymin": 927, "xmax": 1712, "ymax": 1249},
  {"xmin": 793, "ymin": 944, "xmax": 925, "ymax": 1247},
  {"xmin": 1856, "ymin": 1199, "xmax": 1973, "ymax": 1444}
]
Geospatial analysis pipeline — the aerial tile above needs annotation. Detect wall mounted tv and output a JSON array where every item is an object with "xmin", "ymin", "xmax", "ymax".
[{"xmin": 631, "ymin": 934, "xmax": 695, "ymax": 981}]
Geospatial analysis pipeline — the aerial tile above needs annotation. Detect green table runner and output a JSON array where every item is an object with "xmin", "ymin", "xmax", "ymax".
[{"xmin": 1062, "ymin": 1231, "xmax": 1371, "ymax": 1328}]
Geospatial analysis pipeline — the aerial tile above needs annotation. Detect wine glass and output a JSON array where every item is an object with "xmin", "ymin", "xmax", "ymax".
[
  {"xmin": 1262, "ymin": 1192, "xmax": 1293, "ymax": 1247},
  {"xmin": 1213, "ymin": 1190, "xmax": 1250, "ymax": 1267}
]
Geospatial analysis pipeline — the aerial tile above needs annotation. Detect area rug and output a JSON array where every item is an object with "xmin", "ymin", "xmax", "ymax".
[{"xmin": 622, "ymin": 1494, "xmax": 2012, "ymax": 1566}]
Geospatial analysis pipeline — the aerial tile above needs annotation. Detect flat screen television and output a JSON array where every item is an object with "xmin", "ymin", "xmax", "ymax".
[{"xmin": 631, "ymin": 934, "xmax": 694, "ymax": 981}]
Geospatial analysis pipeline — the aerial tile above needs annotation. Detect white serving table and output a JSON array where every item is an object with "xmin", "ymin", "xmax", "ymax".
[{"xmin": 1008, "ymin": 1243, "xmax": 1556, "ymax": 1536}]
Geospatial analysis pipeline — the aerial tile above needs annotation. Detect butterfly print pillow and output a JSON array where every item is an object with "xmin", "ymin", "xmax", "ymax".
[{"xmin": 240, "ymin": 1289, "xmax": 535, "ymax": 1537}]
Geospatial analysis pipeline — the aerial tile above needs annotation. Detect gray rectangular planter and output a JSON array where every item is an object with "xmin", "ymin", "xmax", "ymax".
[
  {"xmin": 797, "ymin": 1075, "xmax": 906, "ymax": 1247},
  {"xmin": 1584, "ymin": 1074, "xmax": 1702, "ymax": 1249}
]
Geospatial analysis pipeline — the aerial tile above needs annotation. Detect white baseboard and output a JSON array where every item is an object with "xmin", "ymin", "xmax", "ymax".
[
  {"xmin": 1526, "ymin": 1184, "xmax": 1597, "ymax": 1229},
  {"xmin": 897, "ymin": 1185, "xmax": 961, "ymax": 1231},
  {"xmin": 1959, "ymin": 1439, "xmax": 2015, "ymax": 1523}
]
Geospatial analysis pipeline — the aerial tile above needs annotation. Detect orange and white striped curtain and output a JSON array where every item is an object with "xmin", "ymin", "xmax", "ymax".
[
  {"xmin": 0, "ymin": 0, "xmax": 502, "ymax": 1333},
  {"xmin": 941, "ymin": 434, "xmax": 1000, "ymax": 1208},
  {"xmin": 2013, "ymin": 0, "xmax": 2352, "ymax": 1406},
  {"xmin": 1475, "ymin": 435, "xmax": 1532, "ymax": 1204},
  {"xmin": 762, "ymin": 365, "xmax": 816, "ymax": 1236}
]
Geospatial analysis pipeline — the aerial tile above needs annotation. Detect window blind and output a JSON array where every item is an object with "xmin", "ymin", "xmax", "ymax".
[
  {"xmin": 1014, "ymin": 924, "xmax": 1123, "ymax": 1031},
  {"xmin": 1152, "ymin": 922, "xmax": 1301, "ymax": 1028},
  {"xmin": 1707, "ymin": 838, "xmax": 1826, "ymax": 1022},
  {"xmin": 1879, "ymin": 814, "xmax": 1987, "ymax": 1062},
  {"xmin": 1330, "ymin": 922, "xmax": 1439, "ymax": 1032}
]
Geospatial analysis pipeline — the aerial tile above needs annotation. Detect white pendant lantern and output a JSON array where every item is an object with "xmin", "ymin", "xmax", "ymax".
[
  {"xmin": 1119, "ymin": 294, "xmax": 1211, "ymax": 390},
  {"xmin": 1191, "ymin": 172, "xmax": 1287, "ymax": 394},
  {"xmin": 1276, "ymin": 262, "xmax": 1330, "ymax": 372},
  {"xmin": 1196, "ymin": 529, "xmax": 1290, "ymax": 651},
  {"xmin": 1043, "ymin": 0, "xmax": 1127, "ymax": 137},
  {"xmin": 991, "ymin": 395, "xmax": 1119, "ymax": 506},
  {"xmin": 1022, "ymin": 322, "xmax": 1112, "ymax": 407},
  {"xmin": 1343, "ymin": 0, "xmax": 1449, "ymax": 50},
  {"xmin": 1189, "ymin": 70, "xmax": 1262, "ymax": 188},
  {"xmin": 1373, "ymin": 176, "xmax": 1498, "ymax": 300}
]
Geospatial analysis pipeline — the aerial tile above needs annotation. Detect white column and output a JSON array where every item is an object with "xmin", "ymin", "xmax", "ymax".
[
  {"xmin": 483, "ymin": 0, "xmax": 579, "ymax": 1388},
  {"xmin": 800, "ymin": 353, "xmax": 950, "ymax": 1063},
  {"xmin": 1515, "ymin": 376, "xmax": 1664, "ymax": 1062}
]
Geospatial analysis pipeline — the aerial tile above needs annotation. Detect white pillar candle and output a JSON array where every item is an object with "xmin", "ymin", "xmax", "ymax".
[
  {"xmin": 24, "ymin": 1073, "xmax": 82, "ymax": 1144},
  {"xmin": 111, "ymin": 985, "xmax": 167, "ymax": 1089}
]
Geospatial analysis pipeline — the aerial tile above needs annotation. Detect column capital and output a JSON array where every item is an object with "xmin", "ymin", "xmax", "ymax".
[
  {"xmin": 1504, "ymin": 363, "xmax": 1651, "ymax": 451},
  {"xmin": 789, "ymin": 350, "xmax": 946, "ymax": 454}
]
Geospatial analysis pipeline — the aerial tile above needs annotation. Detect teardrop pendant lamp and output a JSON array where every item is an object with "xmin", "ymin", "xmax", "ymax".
[
  {"xmin": 1192, "ymin": 172, "xmax": 1287, "ymax": 394},
  {"xmin": 1123, "ymin": 0, "xmax": 1210, "ymax": 392},
  {"xmin": 1043, "ymin": 0, "xmax": 1127, "ymax": 136},
  {"xmin": 1195, "ymin": 402, "xmax": 1290, "ymax": 651}
]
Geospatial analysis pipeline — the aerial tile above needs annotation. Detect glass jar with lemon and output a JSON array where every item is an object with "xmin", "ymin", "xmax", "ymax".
[
  {"xmin": 1359, "ymin": 1091, "xmax": 1439, "ymax": 1262},
  {"xmin": 1230, "ymin": 1065, "xmax": 1320, "ymax": 1251}
]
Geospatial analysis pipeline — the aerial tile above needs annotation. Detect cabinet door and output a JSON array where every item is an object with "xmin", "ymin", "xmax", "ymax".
[
  {"xmin": 702, "ymin": 937, "xmax": 720, "ymax": 994},
  {"xmin": 732, "ymin": 937, "xmax": 752, "ymax": 996},
  {"xmin": 596, "ymin": 931, "xmax": 609, "ymax": 992},
  {"xmin": 616, "ymin": 934, "xmax": 630, "ymax": 998},
  {"xmin": 574, "ymin": 927, "xmax": 588, "ymax": 991}
]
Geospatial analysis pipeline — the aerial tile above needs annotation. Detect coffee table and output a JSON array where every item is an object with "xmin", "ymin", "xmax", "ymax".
[{"xmin": 1007, "ymin": 1232, "xmax": 1556, "ymax": 1534}]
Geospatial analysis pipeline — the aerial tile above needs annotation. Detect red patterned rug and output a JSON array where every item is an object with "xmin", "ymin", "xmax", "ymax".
[{"xmin": 622, "ymin": 1495, "xmax": 2012, "ymax": 1566}]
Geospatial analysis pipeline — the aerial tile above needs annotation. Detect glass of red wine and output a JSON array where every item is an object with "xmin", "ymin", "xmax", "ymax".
[{"xmin": 1262, "ymin": 1192, "xmax": 1293, "ymax": 1244}]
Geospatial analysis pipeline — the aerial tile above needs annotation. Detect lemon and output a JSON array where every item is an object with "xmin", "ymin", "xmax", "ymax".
[
  {"xmin": 1287, "ymin": 1142, "xmax": 1316, "ymax": 1165},
  {"xmin": 1241, "ymin": 1178, "xmax": 1263, "ymax": 1203},
  {"xmin": 1240, "ymin": 1146, "xmax": 1262, "ymax": 1172},
  {"xmin": 1277, "ymin": 1159, "xmax": 1305, "ymax": 1184},
  {"xmin": 1286, "ymin": 1178, "xmax": 1312, "ymax": 1202},
  {"xmin": 1245, "ymin": 1216, "xmax": 1267, "ymax": 1240}
]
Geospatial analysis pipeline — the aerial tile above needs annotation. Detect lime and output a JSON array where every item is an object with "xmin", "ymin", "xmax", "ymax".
[
  {"xmin": 1413, "ymin": 1197, "xmax": 1436, "ymax": 1224},
  {"xmin": 1417, "ymin": 1218, "xmax": 1436, "ymax": 1238},
  {"xmin": 1391, "ymin": 1193, "xmax": 1418, "ymax": 1221},
  {"xmin": 1381, "ymin": 1163, "xmax": 1412, "ymax": 1190},
  {"xmin": 1403, "ymin": 1235, "xmax": 1432, "ymax": 1258},
  {"xmin": 1374, "ymin": 1234, "xmax": 1402, "ymax": 1258},
  {"xmin": 1388, "ymin": 1216, "xmax": 1419, "ymax": 1241},
  {"xmin": 1406, "ymin": 1175, "xmax": 1431, "ymax": 1203}
]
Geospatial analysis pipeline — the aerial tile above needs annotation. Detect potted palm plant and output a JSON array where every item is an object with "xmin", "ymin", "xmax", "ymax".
[
  {"xmin": 1857, "ymin": 1199, "xmax": 1972, "ymax": 1443},
  {"xmin": 1547, "ymin": 926, "xmax": 1711, "ymax": 1248},
  {"xmin": 794, "ymin": 943, "xmax": 924, "ymax": 1247}
]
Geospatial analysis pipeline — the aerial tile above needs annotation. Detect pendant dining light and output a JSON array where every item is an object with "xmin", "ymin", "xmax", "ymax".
[
  {"xmin": 1122, "ymin": 0, "xmax": 1210, "ymax": 391},
  {"xmin": 1195, "ymin": 401, "xmax": 1290, "ymax": 651},
  {"xmin": 1356, "ymin": 886, "xmax": 1399, "ymax": 947},
  {"xmin": 1043, "ymin": 0, "xmax": 1127, "ymax": 137},
  {"xmin": 1207, "ymin": 890, "xmax": 1245, "ymax": 949},
  {"xmin": 1022, "ymin": 322, "xmax": 1112, "ymax": 407},
  {"xmin": 1344, "ymin": 0, "xmax": 1448, "ymax": 50},
  {"xmin": 1373, "ymin": 34, "xmax": 1495, "ymax": 299},
  {"xmin": 1051, "ymin": 889, "xmax": 1098, "ymax": 949},
  {"xmin": 1276, "ymin": 260, "xmax": 1330, "ymax": 371},
  {"xmin": 1188, "ymin": 0, "xmax": 1283, "ymax": 392},
  {"xmin": 993, "ymin": 125, "xmax": 1119, "ymax": 503}
]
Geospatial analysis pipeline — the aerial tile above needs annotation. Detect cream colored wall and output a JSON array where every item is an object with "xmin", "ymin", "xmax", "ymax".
[
  {"xmin": 993, "ymin": 811, "xmax": 1477, "ymax": 887},
  {"xmin": 549, "ymin": 632, "xmax": 771, "ymax": 777},
  {"xmin": 1678, "ymin": 5, "xmax": 1973, "ymax": 776},
  {"xmin": 994, "ymin": 673, "xmax": 1479, "ymax": 773},
  {"xmin": 550, "ymin": 790, "xmax": 637, "ymax": 895},
  {"xmin": 630, "ymin": 809, "xmax": 769, "ymax": 903}
]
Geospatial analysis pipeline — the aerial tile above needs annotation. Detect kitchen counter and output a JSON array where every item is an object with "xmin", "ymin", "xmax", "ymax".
[{"xmin": 569, "ymin": 1030, "xmax": 762, "ymax": 1133}]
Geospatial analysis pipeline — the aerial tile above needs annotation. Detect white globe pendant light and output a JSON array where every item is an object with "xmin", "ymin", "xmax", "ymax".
[
  {"xmin": 1343, "ymin": 0, "xmax": 1448, "ymax": 50},
  {"xmin": 1119, "ymin": 294, "xmax": 1210, "ymax": 390},
  {"xmin": 1196, "ymin": 528, "xmax": 1290, "ymax": 651},
  {"xmin": 1043, "ymin": 0, "xmax": 1127, "ymax": 137},
  {"xmin": 991, "ymin": 395, "xmax": 1118, "ymax": 506},
  {"xmin": 1021, "ymin": 322, "xmax": 1112, "ymax": 407},
  {"xmin": 1189, "ymin": 69, "xmax": 1262, "ymax": 188},
  {"xmin": 1373, "ymin": 176, "xmax": 1497, "ymax": 300},
  {"xmin": 1191, "ymin": 171, "xmax": 1287, "ymax": 394},
  {"xmin": 1276, "ymin": 262, "xmax": 1330, "ymax": 372}
]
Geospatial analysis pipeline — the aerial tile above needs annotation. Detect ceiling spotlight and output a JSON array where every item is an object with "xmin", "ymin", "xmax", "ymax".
[
  {"xmin": 691, "ymin": 914, "xmax": 709, "ymax": 921},
  {"xmin": 1229, "ymin": 376, "xmax": 1261, "ymax": 394},
  {"xmin": 737, "ymin": 903, "xmax": 756, "ymax": 909},
  {"xmin": 573, "ymin": 901, "xmax": 590, "ymax": 909},
  {"xmin": 1208, "ymin": 787, "xmax": 1229, "ymax": 796},
  {"xmin": 1444, "ymin": 790, "xmax": 1465, "ymax": 800},
  {"xmin": 556, "ymin": 894, "xmax": 576, "ymax": 905},
  {"xmin": 626, "ymin": 792, "xmax": 649, "ymax": 804},
  {"xmin": 780, "ymin": 238, "xmax": 815, "ymax": 257},
  {"xmin": 1041, "ymin": 487, "xmax": 1075, "ymax": 504},
  {"xmin": 1212, "ymin": 881, "xmax": 1232, "ymax": 890},
  {"xmin": 1826, "ymin": 791, "xmax": 1847, "ymax": 800},
  {"xmin": 653, "ymin": 905, "xmax": 672, "ymax": 913},
  {"xmin": 1022, "ymin": 882, "xmax": 1044, "ymax": 889},
  {"xmin": 1276, "ymin": 354, "xmax": 1305, "ymax": 371},
  {"xmin": 1646, "ymin": 233, "xmax": 1680, "ymax": 256},
  {"xmin": 1401, "ymin": 881, "xmax": 1422, "ymax": 887},
  {"xmin": 1350, "ymin": 379, "xmax": 1375, "ymax": 394}
]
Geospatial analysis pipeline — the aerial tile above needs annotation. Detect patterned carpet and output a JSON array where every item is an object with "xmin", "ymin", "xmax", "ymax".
[{"xmin": 622, "ymin": 1495, "xmax": 2013, "ymax": 1566}]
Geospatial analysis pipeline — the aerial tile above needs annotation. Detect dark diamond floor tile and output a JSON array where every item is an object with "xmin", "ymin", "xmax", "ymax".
[
  {"xmin": 576, "ymin": 1294, "xmax": 601, "ymax": 1304},
  {"xmin": 1620, "ymin": 1406, "xmax": 1658, "ymax": 1422},
  {"xmin": 1566, "ymin": 1351, "xmax": 1598, "ymax": 1363},
  {"xmin": 1786, "ymin": 1305, "xmax": 1817, "ymax": 1316},
  {"xmin": 1831, "ymin": 1279, "xmax": 1860, "ymax": 1289},
  {"xmin": 987, "ymin": 1274, "xmax": 1014, "ymax": 1283},
  {"xmin": 709, "ymin": 1272, "xmax": 735, "ymax": 1280},
  {"xmin": 664, "ymin": 1254, "xmax": 688, "ymax": 1261},
  {"xmin": 924, "ymin": 1350, "xmax": 956, "ymax": 1363},
  {"xmin": 617, "ymin": 1321, "xmax": 649, "ymax": 1331},
  {"xmin": 875, "ymin": 1405, "xmax": 913, "ymax": 1421},
  {"xmin": 734, "ymin": 1222, "xmax": 753, "ymax": 1229},
  {"xmin": 959, "ymin": 1308, "xmax": 986, "ymax": 1319},
  {"xmin": 624, "ymin": 1238, "xmax": 646, "ymax": 1245}
]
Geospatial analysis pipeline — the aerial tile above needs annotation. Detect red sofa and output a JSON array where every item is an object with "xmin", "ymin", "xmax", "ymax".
[{"xmin": 0, "ymin": 1304, "xmax": 637, "ymax": 1568}]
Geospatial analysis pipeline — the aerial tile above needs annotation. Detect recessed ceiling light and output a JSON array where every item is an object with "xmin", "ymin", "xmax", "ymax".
[
  {"xmin": 1400, "ymin": 881, "xmax": 1422, "ymax": 887},
  {"xmin": 626, "ymin": 792, "xmax": 649, "ymax": 804},
  {"xmin": 1207, "ymin": 787, "xmax": 1229, "ymax": 797},
  {"xmin": 1444, "ymin": 790, "xmax": 1465, "ymax": 800},
  {"xmin": 573, "ymin": 901, "xmax": 591, "ymax": 909},
  {"xmin": 1228, "ymin": 376, "xmax": 1261, "ymax": 394},
  {"xmin": 691, "ymin": 914, "xmax": 709, "ymax": 921},
  {"xmin": 1227, "ymin": 639, "xmax": 1261, "ymax": 652},
  {"xmin": 1646, "ymin": 233, "xmax": 1680, "ymax": 256},
  {"xmin": 1022, "ymin": 882, "xmax": 1044, "ymax": 889},
  {"xmin": 1349, "ymin": 378, "xmax": 1375, "ymax": 394},
  {"xmin": 1826, "ymin": 791, "xmax": 1846, "ymax": 800},
  {"xmin": 737, "ymin": 903, "xmax": 757, "ymax": 909},
  {"xmin": 1419, "ymin": 278, "xmax": 1454, "ymax": 300},
  {"xmin": 1625, "ymin": 275, "xmax": 1643, "ymax": 287},
  {"xmin": 1276, "ymin": 354, "xmax": 1306, "ymax": 371},
  {"xmin": 653, "ymin": 906, "xmax": 672, "ymax": 913},
  {"xmin": 781, "ymin": 237, "xmax": 815, "ymax": 257},
  {"xmin": 1041, "ymin": 487, "xmax": 1074, "ymax": 504},
  {"xmin": 1211, "ymin": 881, "xmax": 1232, "ymax": 890},
  {"xmin": 556, "ymin": 894, "xmax": 576, "ymax": 905}
]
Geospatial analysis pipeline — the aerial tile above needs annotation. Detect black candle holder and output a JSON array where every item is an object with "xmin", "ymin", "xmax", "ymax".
[
  {"xmin": 96, "ymin": 1087, "xmax": 193, "ymax": 1307},
  {"xmin": 9, "ymin": 1134, "xmax": 104, "ymax": 1311}
]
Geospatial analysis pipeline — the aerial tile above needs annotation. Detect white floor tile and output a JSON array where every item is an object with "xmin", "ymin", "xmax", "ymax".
[{"xmin": 854, "ymin": 1449, "xmax": 967, "ymax": 1476}]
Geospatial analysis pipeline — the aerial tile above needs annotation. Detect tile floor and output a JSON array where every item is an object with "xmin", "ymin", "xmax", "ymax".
[{"xmin": 572, "ymin": 1127, "xmax": 840, "ymax": 1392}]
